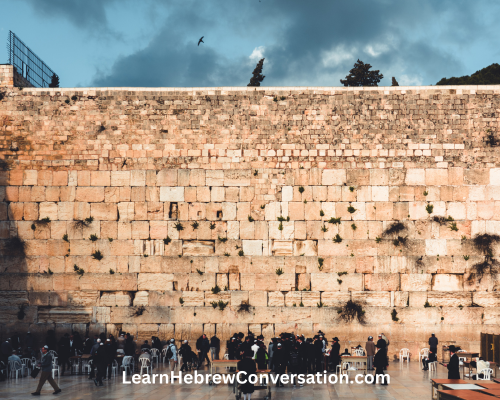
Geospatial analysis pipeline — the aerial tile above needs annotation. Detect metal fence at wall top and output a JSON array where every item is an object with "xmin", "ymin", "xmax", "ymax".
[{"xmin": 7, "ymin": 30, "xmax": 57, "ymax": 88}]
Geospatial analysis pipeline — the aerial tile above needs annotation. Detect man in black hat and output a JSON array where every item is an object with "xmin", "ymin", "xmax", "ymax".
[
  {"xmin": 271, "ymin": 343, "xmax": 286, "ymax": 387},
  {"xmin": 444, "ymin": 345, "xmax": 460, "ymax": 379},
  {"xmin": 373, "ymin": 341, "xmax": 388, "ymax": 385},
  {"xmin": 330, "ymin": 338, "xmax": 340, "ymax": 371},
  {"xmin": 429, "ymin": 333, "xmax": 438, "ymax": 355}
]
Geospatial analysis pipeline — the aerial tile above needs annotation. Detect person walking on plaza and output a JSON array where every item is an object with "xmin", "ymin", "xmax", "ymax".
[
  {"xmin": 366, "ymin": 336, "xmax": 375, "ymax": 371},
  {"xmin": 444, "ymin": 345, "xmax": 460, "ymax": 379},
  {"xmin": 179, "ymin": 340, "xmax": 192, "ymax": 372},
  {"xmin": 93, "ymin": 343, "xmax": 107, "ymax": 387},
  {"xmin": 32, "ymin": 345, "xmax": 62, "ymax": 396},
  {"xmin": 429, "ymin": 333, "xmax": 438, "ymax": 355},
  {"xmin": 196, "ymin": 334, "xmax": 210, "ymax": 368},
  {"xmin": 166, "ymin": 339, "xmax": 178, "ymax": 368}
]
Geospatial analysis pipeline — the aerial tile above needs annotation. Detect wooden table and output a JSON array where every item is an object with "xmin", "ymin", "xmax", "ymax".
[
  {"xmin": 477, "ymin": 382, "xmax": 500, "ymax": 389},
  {"xmin": 431, "ymin": 379, "xmax": 469, "ymax": 400},
  {"xmin": 462, "ymin": 361, "xmax": 497, "ymax": 379},
  {"xmin": 437, "ymin": 390, "xmax": 499, "ymax": 400},
  {"xmin": 478, "ymin": 389, "xmax": 500, "ymax": 397},
  {"xmin": 209, "ymin": 360, "xmax": 239, "ymax": 385},
  {"xmin": 340, "ymin": 355, "xmax": 367, "ymax": 375}
]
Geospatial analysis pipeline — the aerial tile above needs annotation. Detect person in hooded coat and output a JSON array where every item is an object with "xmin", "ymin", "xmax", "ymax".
[
  {"xmin": 373, "ymin": 341, "xmax": 388, "ymax": 385},
  {"xmin": 238, "ymin": 350, "xmax": 257, "ymax": 400}
]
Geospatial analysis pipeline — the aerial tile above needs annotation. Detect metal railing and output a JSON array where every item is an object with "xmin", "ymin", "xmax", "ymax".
[{"xmin": 7, "ymin": 30, "xmax": 57, "ymax": 88}]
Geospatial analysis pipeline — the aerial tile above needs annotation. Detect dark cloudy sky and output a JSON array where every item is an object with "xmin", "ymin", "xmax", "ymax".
[{"xmin": 2, "ymin": 0, "xmax": 500, "ymax": 87}]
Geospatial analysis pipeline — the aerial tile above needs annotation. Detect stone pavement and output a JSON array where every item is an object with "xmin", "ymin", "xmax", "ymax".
[{"xmin": 0, "ymin": 361, "xmax": 447, "ymax": 400}]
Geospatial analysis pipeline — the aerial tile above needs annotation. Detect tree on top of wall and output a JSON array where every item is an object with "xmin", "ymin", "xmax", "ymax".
[
  {"xmin": 49, "ymin": 73, "xmax": 60, "ymax": 88},
  {"xmin": 340, "ymin": 59, "xmax": 383, "ymax": 86},
  {"xmin": 247, "ymin": 58, "xmax": 265, "ymax": 87}
]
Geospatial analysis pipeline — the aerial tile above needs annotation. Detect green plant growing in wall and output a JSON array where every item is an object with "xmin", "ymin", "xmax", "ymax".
[
  {"xmin": 317, "ymin": 302, "xmax": 324, "ymax": 308},
  {"xmin": 321, "ymin": 225, "xmax": 328, "ymax": 232},
  {"xmin": 31, "ymin": 224, "xmax": 36, "ymax": 231},
  {"xmin": 89, "ymin": 234, "xmax": 98, "ymax": 242},
  {"xmin": 424, "ymin": 301, "xmax": 431, "ymax": 307},
  {"xmin": 73, "ymin": 264, "xmax": 85, "ymax": 276},
  {"xmin": 191, "ymin": 221, "xmax": 199, "ymax": 230},
  {"xmin": 48, "ymin": 268, "xmax": 53, "ymax": 275},
  {"xmin": 337, "ymin": 300, "xmax": 366, "ymax": 324},
  {"xmin": 449, "ymin": 222, "xmax": 458, "ymax": 231},
  {"xmin": 328, "ymin": 217, "xmax": 341, "ymax": 224},
  {"xmin": 217, "ymin": 300, "xmax": 228, "ymax": 311},
  {"xmin": 260, "ymin": 204, "xmax": 265, "ymax": 209},
  {"xmin": 218, "ymin": 236, "xmax": 228, "ymax": 243},
  {"xmin": 63, "ymin": 234, "xmax": 69, "ymax": 242},
  {"xmin": 224, "ymin": 252, "xmax": 230, "ymax": 257},
  {"xmin": 174, "ymin": 222, "xmax": 184, "ymax": 231},
  {"xmin": 299, "ymin": 301, "xmax": 304, "ymax": 307},
  {"xmin": 351, "ymin": 223, "xmax": 357, "ymax": 230},
  {"xmin": 423, "ymin": 191, "xmax": 428, "ymax": 196},
  {"xmin": 347, "ymin": 205, "xmax": 356, "ymax": 214},
  {"xmin": 464, "ymin": 255, "xmax": 470, "ymax": 261},
  {"xmin": 254, "ymin": 170, "xmax": 258, "ymax": 176},
  {"xmin": 91, "ymin": 250, "xmax": 103, "ymax": 261},
  {"xmin": 238, "ymin": 250, "xmax": 244, "ymax": 256},
  {"xmin": 349, "ymin": 186, "xmax": 355, "ymax": 192},
  {"xmin": 248, "ymin": 215, "xmax": 254, "ymax": 222},
  {"xmin": 209, "ymin": 222, "xmax": 216, "ymax": 230},
  {"xmin": 375, "ymin": 237, "xmax": 381, "ymax": 243},
  {"xmin": 278, "ymin": 222, "xmax": 283, "ymax": 231},
  {"xmin": 391, "ymin": 309, "xmax": 399, "ymax": 322},
  {"xmin": 196, "ymin": 268, "xmax": 204, "ymax": 275},
  {"xmin": 338, "ymin": 272, "xmax": 348, "ymax": 276},
  {"xmin": 110, "ymin": 269, "xmax": 115, "ymax": 274},
  {"xmin": 298, "ymin": 186, "xmax": 305, "ymax": 193},
  {"xmin": 318, "ymin": 258, "xmax": 324, "ymax": 271},
  {"xmin": 179, "ymin": 297, "xmax": 184, "ymax": 305},
  {"xmin": 276, "ymin": 268, "xmax": 284, "ymax": 276},
  {"xmin": 333, "ymin": 234, "xmax": 343, "ymax": 243},
  {"xmin": 337, "ymin": 279, "xmax": 343, "ymax": 284},
  {"xmin": 164, "ymin": 236, "xmax": 171, "ymax": 245},
  {"xmin": 211, "ymin": 285, "xmax": 221, "ymax": 294},
  {"xmin": 426, "ymin": 204, "xmax": 434, "ymax": 214},
  {"xmin": 320, "ymin": 210, "xmax": 325, "ymax": 217}
]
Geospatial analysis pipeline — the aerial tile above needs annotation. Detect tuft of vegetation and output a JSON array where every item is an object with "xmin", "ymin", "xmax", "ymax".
[
  {"xmin": 467, "ymin": 234, "xmax": 500, "ymax": 284},
  {"xmin": 278, "ymin": 222, "xmax": 283, "ymax": 231},
  {"xmin": 277, "ymin": 216, "xmax": 290, "ymax": 222},
  {"xmin": 254, "ymin": 170, "xmax": 258, "ymax": 176},
  {"xmin": 164, "ymin": 236, "xmax": 172, "ymax": 245},
  {"xmin": 224, "ymin": 252, "xmax": 230, "ymax": 257},
  {"xmin": 393, "ymin": 236, "xmax": 408, "ymax": 247},
  {"xmin": 337, "ymin": 300, "xmax": 366, "ymax": 324},
  {"xmin": 338, "ymin": 272, "xmax": 348, "ymax": 276},
  {"xmin": 317, "ymin": 302, "xmax": 325, "ymax": 308},
  {"xmin": 218, "ymin": 236, "xmax": 228, "ymax": 243},
  {"xmin": 299, "ymin": 301, "xmax": 304, "ymax": 307},
  {"xmin": 133, "ymin": 305, "xmax": 146, "ymax": 317},
  {"xmin": 351, "ymin": 223, "xmax": 357, "ymax": 231},
  {"xmin": 237, "ymin": 300, "xmax": 251, "ymax": 313},
  {"xmin": 464, "ymin": 255, "xmax": 470, "ymax": 261},
  {"xmin": 108, "ymin": 238, "xmax": 113, "ymax": 242},
  {"xmin": 349, "ymin": 186, "xmax": 355, "ymax": 192},
  {"xmin": 209, "ymin": 222, "xmax": 216, "ymax": 230},
  {"xmin": 213, "ymin": 300, "xmax": 228, "ymax": 311},
  {"xmin": 347, "ymin": 205, "xmax": 356, "ymax": 214},
  {"xmin": 391, "ymin": 309, "xmax": 399, "ymax": 322},
  {"xmin": 196, "ymin": 268, "xmax": 204, "ymax": 275},
  {"xmin": 38, "ymin": 217, "xmax": 51, "ymax": 224},
  {"xmin": 48, "ymin": 268, "xmax": 53, "ymax": 275},
  {"xmin": 276, "ymin": 268, "xmax": 284, "ymax": 276},
  {"xmin": 333, "ymin": 234, "xmax": 343, "ymax": 243},
  {"xmin": 179, "ymin": 297, "xmax": 184, "ymax": 305},
  {"xmin": 260, "ymin": 204, "xmax": 265, "ymax": 209},
  {"xmin": 337, "ymin": 279, "xmax": 343, "ymax": 284},
  {"xmin": 328, "ymin": 217, "xmax": 341, "ymax": 224},
  {"xmin": 73, "ymin": 264, "xmax": 85, "ymax": 276},
  {"xmin": 321, "ymin": 225, "xmax": 328, "ymax": 233},
  {"xmin": 318, "ymin": 258, "xmax": 324, "ymax": 271},
  {"xmin": 211, "ymin": 285, "xmax": 221, "ymax": 294},
  {"xmin": 63, "ymin": 234, "xmax": 69, "ymax": 242},
  {"xmin": 375, "ymin": 237, "xmax": 381, "ymax": 243},
  {"xmin": 320, "ymin": 210, "xmax": 324, "ymax": 217},
  {"xmin": 31, "ymin": 224, "xmax": 36, "ymax": 231},
  {"xmin": 17, "ymin": 304, "xmax": 27, "ymax": 320},
  {"xmin": 382, "ymin": 222, "xmax": 407, "ymax": 237},
  {"xmin": 238, "ymin": 250, "xmax": 244, "ymax": 256},
  {"xmin": 273, "ymin": 96, "xmax": 278, "ymax": 102},
  {"xmin": 450, "ymin": 222, "xmax": 458, "ymax": 231},
  {"xmin": 423, "ymin": 191, "xmax": 428, "ymax": 196},
  {"xmin": 191, "ymin": 221, "xmax": 199, "ymax": 230},
  {"xmin": 433, "ymin": 216, "xmax": 447, "ymax": 226},
  {"xmin": 248, "ymin": 215, "xmax": 254, "ymax": 222},
  {"xmin": 424, "ymin": 301, "xmax": 431, "ymax": 308},
  {"xmin": 426, "ymin": 204, "xmax": 434, "ymax": 214},
  {"xmin": 280, "ymin": 96, "xmax": 286, "ymax": 101},
  {"xmin": 109, "ymin": 269, "xmax": 115, "ymax": 274},
  {"xmin": 91, "ymin": 250, "xmax": 103, "ymax": 261},
  {"xmin": 73, "ymin": 217, "xmax": 94, "ymax": 230},
  {"xmin": 71, "ymin": 95, "xmax": 78, "ymax": 101},
  {"xmin": 174, "ymin": 222, "xmax": 184, "ymax": 231},
  {"xmin": 89, "ymin": 234, "xmax": 98, "ymax": 242},
  {"xmin": 298, "ymin": 186, "xmax": 305, "ymax": 193}
]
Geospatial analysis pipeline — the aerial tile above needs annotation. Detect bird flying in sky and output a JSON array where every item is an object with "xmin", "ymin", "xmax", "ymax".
[{"xmin": 198, "ymin": 36, "xmax": 204, "ymax": 46}]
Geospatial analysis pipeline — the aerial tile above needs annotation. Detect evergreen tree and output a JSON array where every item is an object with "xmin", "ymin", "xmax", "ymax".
[
  {"xmin": 392, "ymin": 77, "xmax": 399, "ymax": 86},
  {"xmin": 340, "ymin": 59, "xmax": 383, "ymax": 86},
  {"xmin": 436, "ymin": 63, "xmax": 500, "ymax": 85},
  {"xmin": 247, "ymin": 58, "xmax": 265, "ymax": 87},
  {"xmin": 49, "ymin": 73, "xmax": 59, "ymax": 88}
]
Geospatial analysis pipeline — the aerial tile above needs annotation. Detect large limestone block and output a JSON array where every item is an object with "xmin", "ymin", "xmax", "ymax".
[
  {"xmin": 400, "ymin": 274, "xmax": 432, "ymax": 291},
  {"xmin": 230, "ymin": 291, "xmax": 249, "ymax": 307},
  {"xmin": 301, "ymin": 291, "xmax": 321, "ymax": 307},
  {"xmin": 293, "ymin": 240, "xmax": 318, "ymax": 256},
  {"xmin": 431, "ymin": 274, "xmax": 463, "ymax": 291},
  {"xmin": 182, "ymin": 240, "xmax": 214, "ymax": 256},
  {"xmin": 138, "ymin": 273, "xmax": 174, "ymax": 290},
  {"xmin": 311, "ymin": 273, "xmax": 362, "ymax": 292},
  {"xmin": 268, "ymin": 292, "xmax": 285, "ymax": 307},
  {"xmin": 224, "ymin": 170, "xmax": 250, "ymax": 186},
  {"xmin": 352, "ymin": 291, "xmax": 391, "ymax": 307},
  {"xmin": 38, "ymin": 308, "xmax": 93, "ymax": 324},
  {"xmin": 242, "ymin": 240, "xmax": 263, "ymax": 256},
  {"xmin": 322, "ymin": 169, "xmax": 346, "ymax": 186},
  {"xmin": 272, "ymin": 240, "xmax": 293, "ymax": 255},
  {"xmin": 472, "ymin": 292, "xmax": 500, "ymax": 307},
  {"xmin": 188, "ymin": 273, "xmax": 216, "ymax": 291},
  {"xmin": 206, "ymin": 170, "xmax": 224, "ymax": 186},
  {"xmin": 80, "ymin": 273, "xmax": 137, "ymax": 291},
  {"xmin": 111, "ymin": 171, "xmax": 130, "ymax": 186},
  {"xmin": 181, "ymin": 292, "xmax": 205, "ymax": 306},
  {"xmin": 317, "ymin": 241, "xmax": 348, "ymax": 256},
  {"xmin": 364, "ymin": 274, "xmax": 400, "ymax": 291},
  {"xmin": 426, "ymin": 239, "xmax": 447, "ymax": 256},
  {"xmin": 405, "ymin": 169, "xmax": 425, "ymax": 185},
  {"xmin": 91, "ymin": 203, "xmax": 118, "ymax": 221},
  {"xmin": 427, "ymin": 291, "xmax": 471, "ymax": 307},
  {"xmin": 76, "ymin": 187, "xmax": 104, "ymax": 202},
  {"xmin": 284, "ymin": 291, "xmax": 302, "ymax": 307},
  {"xmin": 0, "ymin": 290, "xmax": 28, "ymax": 306},
  {"xmin": 249, "ymin": 291, "xmax": 268, "ymax": 306},
  {"xmin": 160, "ymin": 187, "xmax": 184, "ymax": 202},
  {"xmin": 99, "ymin": 291, "xmax": 133, "ymax": 306}
]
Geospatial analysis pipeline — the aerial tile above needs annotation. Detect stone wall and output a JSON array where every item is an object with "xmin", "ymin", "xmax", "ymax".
[{"xmin": 1, "ymin": 77, "xmax": 500, "ymax": 358}]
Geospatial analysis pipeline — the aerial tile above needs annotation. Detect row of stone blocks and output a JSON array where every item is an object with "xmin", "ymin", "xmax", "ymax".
[{"xmin": 2, "ymin": 168, "xmax": 499, "ymax": 186}]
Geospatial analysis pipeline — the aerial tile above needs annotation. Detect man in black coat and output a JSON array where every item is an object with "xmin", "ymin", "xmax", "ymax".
[
  {"xmin": 179, "ymin": 340, "xmax": 193, "ymax": 372},
  {"xmin": 271, "ymin": 343, "xmax": 287, "ymax": 387},
  {"xmin": 58, "ymin": 333, "xmax": 71, "ymax": 376},
  {"xmin": 93, "ymin": 343, "xmax": 107, "ymax": 386},
  {"xmin": 313, "ymin": 336, "xmax": 324, "ymax": 372},
  {"xmin": 104, "ymin": 339, "xmax": 116, "ymax": 380},
  {"xmin": 373, "ymin": 341, "xmax": 388, "ymax": 385},
  {"xmin": 376, "ymin": 335, "xmax": 388, "ymax": 370},
  {"xmin": 422, "ymin": 349, "xmax": 437, "ymax": 371},
  {"xmin": 330, "ymin": 337, "xmax": 341, "ymax": 371},
  {"xmin": 210, "ymin": 335, "xmax": 220, "ymax": 361},
  {"xmin": 429, "ymin": 333, "xmax": 438, "ymax": 355},
  {"xmin": 196, "ymin": 334, "xmax": 210, "ymax": 368},
  {"xmin": 444, "ymin": 345, "xmax": 460, "ymax": 379}
]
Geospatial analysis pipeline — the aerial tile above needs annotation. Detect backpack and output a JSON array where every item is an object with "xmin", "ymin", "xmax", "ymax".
[
  {"xmin": 289, "ymin": 352, "xmax": 299, "ymax": 367},
  {"xmin": 166, "ymin": 345, "xmax": 173, "ymax": 359}
]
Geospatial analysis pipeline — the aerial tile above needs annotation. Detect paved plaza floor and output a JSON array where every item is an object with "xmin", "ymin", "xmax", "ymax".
[{"xmin": 0, "ymin": 361, "xmax": 448, "ymax": 400}]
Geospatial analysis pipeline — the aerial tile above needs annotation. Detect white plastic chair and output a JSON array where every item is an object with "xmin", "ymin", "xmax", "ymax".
[
  {"xmin": 478, "ymin": 368, "xmax": 494, "ymax": 380},
  {"xmin": 21, "ymin": 358, "xmax": 32, "ymax": 375},
  {"xmin": 109, "ymin": 360, "xmax": 119, "ymax": 377},
  {"xmin": 8, "ymin": 360, "xmax": 23, "ymax": 379},
  {"xmin": 139, "ymin": 358, "xmax": 151, "ymax": 375},
  {"xmin": 48, "ymin": 350, "xmax": 58, "ymax": 358},
  {"xmin": 399, "ymin": 348, "xmax": 410, "ymax": 363},
  {"xmin": 419, "ymin": 348, "xmax": 429, "ymax": 365},
  {"xmin": 83, "ymin": 359, "xmax": 93, "ymax": 374},
  {"xmin": 52, "ymin": 357, "xmax": 60, "ymax": 379},
  {"xmin": 429, "ymin": 361, "xmax": 437, "ymax": 372},
  {"xmin": 121, "ymin": 356, "xmax": 134, "ymax": 374},
  {"xmin": 161, "ymin": 348, "xmax": 168, "ymax": 364},
  {"xmin": 150, "ymin": 348, "xmax": 160, "ymax": 366}
]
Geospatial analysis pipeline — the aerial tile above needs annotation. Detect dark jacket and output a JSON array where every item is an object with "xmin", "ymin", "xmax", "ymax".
[
  {"xmin": 330, "ymin": 342, "xmax": 341, "ymax": 365},
  {"xmin": 179, "ymin": 344, "xmax": 192, "ymax": 362},
  {"xmin": 429, "ymin": 352, "xmax": 437, "ymax": 362},
  {"xmin": 447, "ymin": 353, "xmax": 460, "ymax": 379},
  {"xmin": 196, "ymin": 337, "xmax": 210, "ymax": 353},
  {"xmin": 237, "ymin": 358, "xmax": 257, "ymax": 394},
  {"xmin": 429, "ymin": 336, "xmax": 438, "ymax": 349},
  {"xmin": 271, "ymin": 348, "xmax": 287, "ymax": 371},
  {"xmin": 210, "ymin": 336, "xmax": 220, "ymax": 348},
  {"xmin": 40, "ymin": 352, "xmax": 53, "ymax": 372},
  {"xmin": 256, "ymin": 347, "xmax": 268, "ymax": 370},
  {"xmin": 374, "ymin": 349, "xmax": 386, "ymax": 370}
]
